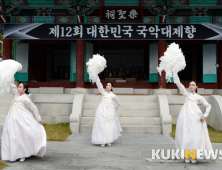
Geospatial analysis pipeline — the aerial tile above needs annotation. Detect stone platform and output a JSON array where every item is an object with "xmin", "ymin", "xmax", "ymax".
[{"xmin": 2, "ymin": 133, "xmax": 222, "ymax": 170}]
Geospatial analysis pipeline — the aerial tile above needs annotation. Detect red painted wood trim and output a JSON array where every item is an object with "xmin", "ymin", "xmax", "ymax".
[{"xmin": 27, "ymin": 82, "xmax": 219, "ymax": 89}]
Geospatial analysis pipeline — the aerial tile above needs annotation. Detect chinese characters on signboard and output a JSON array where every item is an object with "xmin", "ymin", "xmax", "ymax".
[{"xmin": 100, "ymin": 6, "xmax": 143, "ymax": 23}]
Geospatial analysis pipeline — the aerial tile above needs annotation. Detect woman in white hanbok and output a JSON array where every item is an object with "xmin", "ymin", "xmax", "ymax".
[
  {"xmin": 1, "ymin": 82, "xmax": 46, "ymax": 162},
  {"xmin": 173, "ymin": 72, "xmax": 213, "ymax": 163},
  {"xmin": 92, "ymin": 75, "xmax": 122, "ymax": 147}
]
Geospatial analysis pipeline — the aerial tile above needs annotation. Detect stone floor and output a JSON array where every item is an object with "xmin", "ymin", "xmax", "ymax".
[{"xmin": 2, "ymin": 133, "xmax": 222, "ymax": 170}]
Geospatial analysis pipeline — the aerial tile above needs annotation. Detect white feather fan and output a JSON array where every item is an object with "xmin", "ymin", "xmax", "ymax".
[
  {"xmin": 86, "ymin": 54, "xmax": 107, "ymax": 83},
  {"xmin": 156, "ymin": 42, "xmax": 186, "ymax": 82},
  {"xmin": 0, "ymin": 59, "xmax": 22, "ymax": 98}
]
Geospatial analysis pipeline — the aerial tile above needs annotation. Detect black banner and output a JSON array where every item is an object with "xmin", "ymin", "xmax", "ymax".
[
  {"xmin": 3, "ymin": 23, "xmax": 222, "ymax": 40},
  {"xmin": 100, "ymin": 6, "xmax": 143, "ymax": 23}
]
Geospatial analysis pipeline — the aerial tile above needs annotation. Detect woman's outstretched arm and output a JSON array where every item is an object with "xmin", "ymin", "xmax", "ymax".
[
  {"xmin": 173, "ymin": 71, "xmax": 189, "ymax": 98},
  {"xmin": 10, "ymin": 83, "xmax": 19, "ymax": 96},
  {"xmin": 200, "ymin": 96, "xmax": 211, "ymax": 118},
  {"xmin": 113, "ymin": 95, "xmax": 120, "ymax": 111},
  {"xmin": 24, "ymin": 97, "xmax": 42, "ymax": 122},
  {"xmin": 95, "ymin": 75, "xmax": 105, "ymax": 96}
]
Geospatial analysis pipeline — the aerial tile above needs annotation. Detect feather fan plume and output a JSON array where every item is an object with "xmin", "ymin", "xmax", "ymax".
[
  {"xmin": 156, "ymin": 42, "xmax": 186, "ymax": 82},
  {"xmin": 0, "ymin": 59, "xmax": 22, "ymax": 98},
  {"xmin": 86, "ymin": 54, "xmax": 107, "ymax": 83}
]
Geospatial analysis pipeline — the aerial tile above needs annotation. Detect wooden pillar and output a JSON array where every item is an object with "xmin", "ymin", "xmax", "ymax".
[
  {"xmin": 76, "ymin": 39, "xmax": 85, "ymax": 88},
  {"xmin": 218, "ymin": 41, "xmax": 222, "ymax": 89},
  {"xmin": 158, "ymin": 40, "xmax": 167, "ymax": 88},
  {"xmin": 191, "ymin": 52, "xmax": 197, "ymax": 81},
  {"xmin": 2, "ymin": 39, "xmax": 12, "ymax": 60}
]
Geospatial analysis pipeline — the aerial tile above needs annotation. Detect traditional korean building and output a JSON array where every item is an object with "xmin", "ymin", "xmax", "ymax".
[{"xmin": 1, "ymin": 0, "xmax": 222, "ymax": 91}]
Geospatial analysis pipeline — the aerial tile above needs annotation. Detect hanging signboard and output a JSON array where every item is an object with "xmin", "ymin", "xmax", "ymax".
[
  {"xmin": 3, "ymin": 23, "xmax": 221, "ymax": 40},
  {"xmin": 100, "ymin": 6, "xmax": 143, "ymax": 23}
]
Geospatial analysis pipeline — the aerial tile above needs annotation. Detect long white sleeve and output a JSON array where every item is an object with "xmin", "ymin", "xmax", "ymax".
[
  {"xmin": 200, "ymin": 96, "xmax": 211, "ymax": 118},
  {"xmin": 173, "ymin": 72, "xmax": 189, "ymax": 98},
  {"xmin": 24, "ymin": 97, "xmax": 41, "ymax": 122},
  {"xmin": 96, "ymin": 75, "xmax": 105, "ymax": 96},
  {"xmin": 10, "ymin": 83, "xmax": 19, "ymax": 96},
  {"xmin": 113, "ymin": 95, "xmax": 120, "ymax": 111}
]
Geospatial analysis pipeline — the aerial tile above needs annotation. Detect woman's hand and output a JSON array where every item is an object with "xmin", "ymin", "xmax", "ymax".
[
  {"xmin": 39, "ymin": 121, "xmax": 43, "ymax": 124},
  {"xmin": 201, "ymin": 116, "xmax": 206, "ymax": 122}
]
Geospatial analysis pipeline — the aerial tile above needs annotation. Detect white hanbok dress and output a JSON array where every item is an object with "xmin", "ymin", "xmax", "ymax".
[
  {"xmin": 92, "ymin": 75, "xmax": 122, "ymax": 145},
  {"xmin": 1, "ymin": 83, "xmax": 47, "ymax": 161},
  {"xmin": 173, "ymin": 73, "xmax": 213, "ymax": 153}
]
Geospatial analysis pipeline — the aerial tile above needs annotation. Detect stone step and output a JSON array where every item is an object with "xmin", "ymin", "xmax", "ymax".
[
  {"xmin": 84, "ymin": 95, "xmax": 157, "ymax": 102},
  {"xmin": 39, "ymin": 87, "xmax": 64, "ymax": 94},
  {"xmin": 83, "ymin": 109, "xmax": 159, "ymax": 117},
  {"xmin": 0, "ymin": 115, "xmax": 7, "ymax": 123},
  {"xmin": 34, "ymin": 94, "xmax": 74, "ymax": 103},
  {"xmin": 2, "ymin": 94, "xmax": 14, "ymax": 100},
  {"xmin": 80, "ymin": 117, "xmax": 161, "ymax": 125},
  {"xmin": 0, "ymin": 107, "xmax": 10, "ymax": 115},
  {"xmin": 0, "ymin": 123, "xmax": 3, "ymax": 132},
  {"xmin": 0, "ymin": 100, "xmax": 12, "ymax": 107},
  {"xmin": 83, "ymin": 102, "xmax": 158, "ymax": 110},
  {"xmin": 92, "ymin": 88, "xmax": 134, "ymax": 95},
  {"xmin": 80, "ymin": 125, "xmax": 162, "ymax": 134}
]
